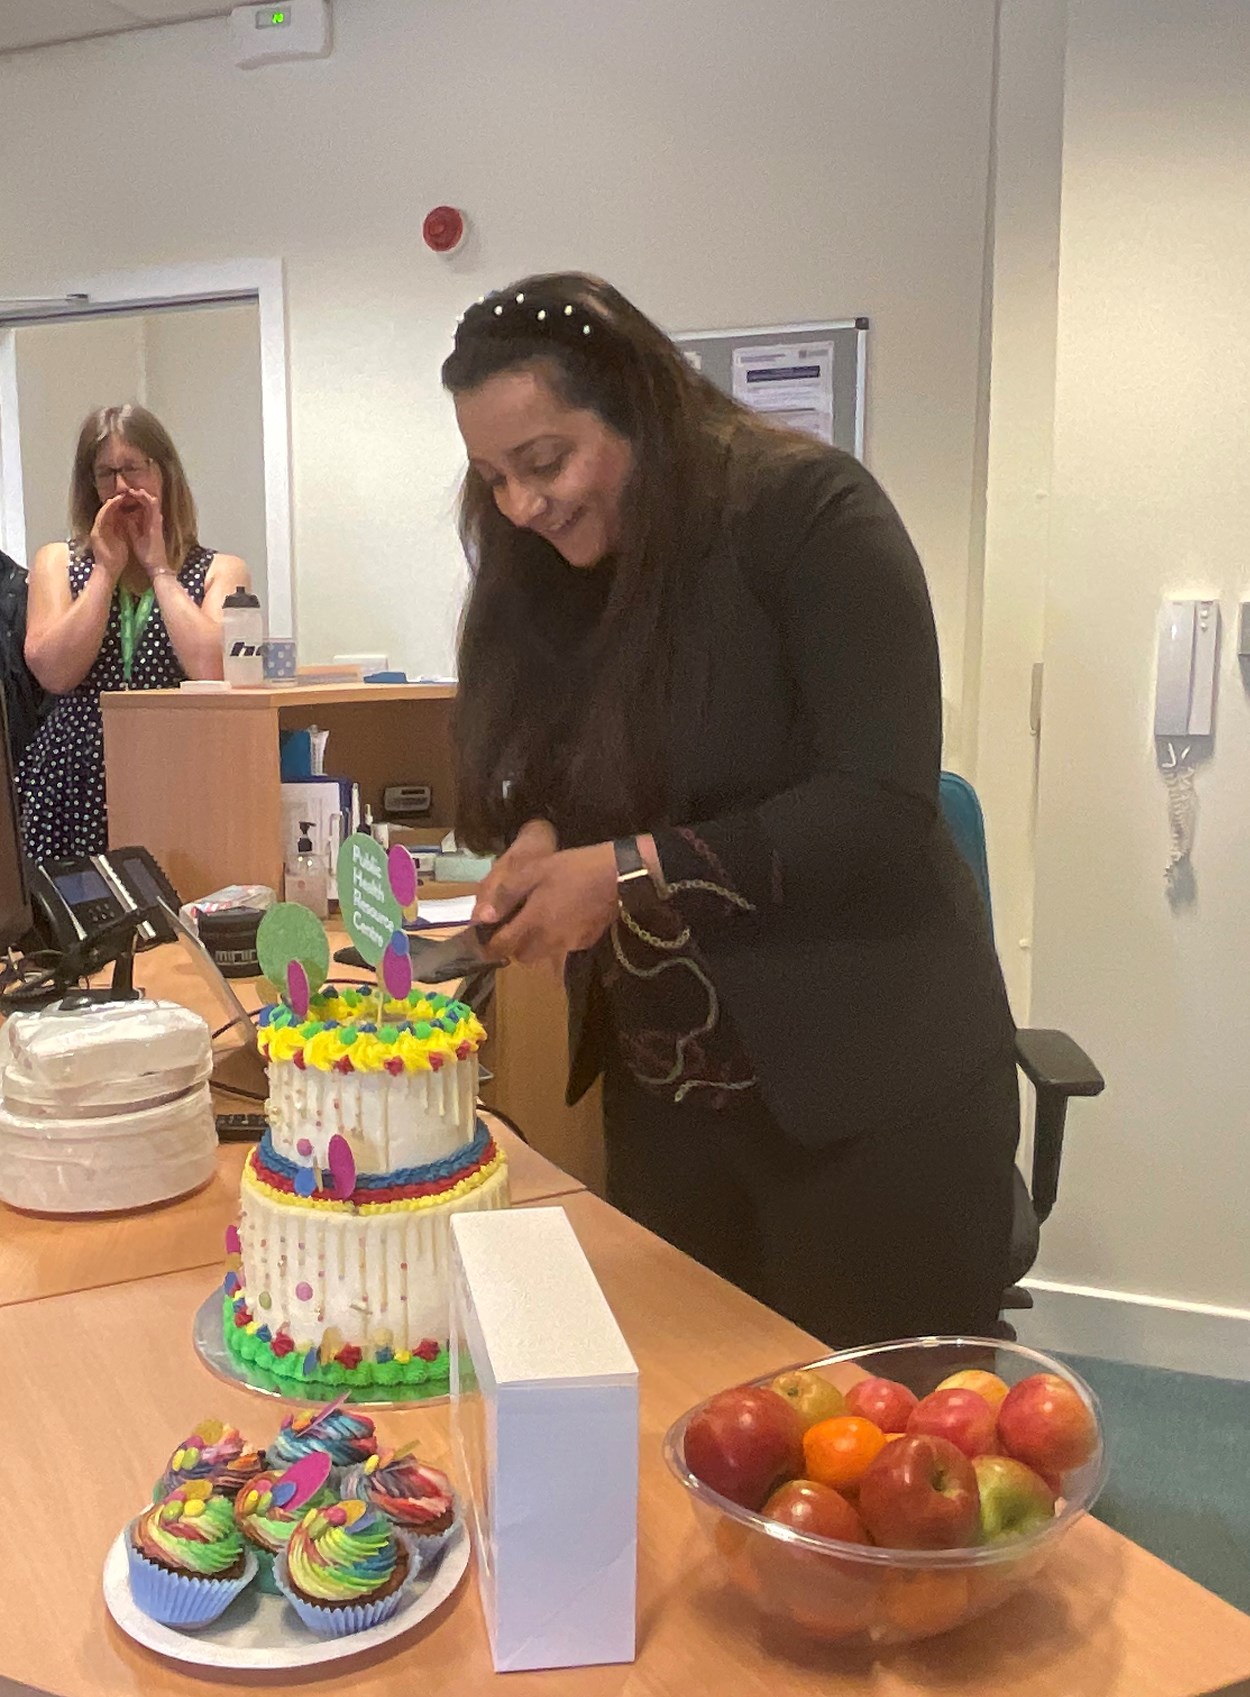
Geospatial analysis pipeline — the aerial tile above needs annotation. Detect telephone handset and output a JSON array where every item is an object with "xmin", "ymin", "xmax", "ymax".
[{"xmin": 29, "ymin": 846, "xmax": 181, "ymax": 954}]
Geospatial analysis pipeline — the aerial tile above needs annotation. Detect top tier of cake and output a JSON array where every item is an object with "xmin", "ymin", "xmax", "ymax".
[{"xmin": 257, "ymin": 989, "xmax": 486, "ymax": 1177}]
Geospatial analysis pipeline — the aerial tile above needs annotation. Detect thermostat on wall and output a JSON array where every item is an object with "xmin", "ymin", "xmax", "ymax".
[{"xmin": 230, "ymin": 1, "xmax": 331, "ymax": 68}]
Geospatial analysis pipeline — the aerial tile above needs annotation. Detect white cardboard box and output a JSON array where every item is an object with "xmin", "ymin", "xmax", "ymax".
[{"xmin": 449, "ymin": 1207, "xmax": 639, "ymax": 1672}]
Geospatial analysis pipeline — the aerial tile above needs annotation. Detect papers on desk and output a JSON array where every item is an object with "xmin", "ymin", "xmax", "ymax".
[{"xmin": 416, "ymin": 895, "xmax": 476, "ymax": 924}]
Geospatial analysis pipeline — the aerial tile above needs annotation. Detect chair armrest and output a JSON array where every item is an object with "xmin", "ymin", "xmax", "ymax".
[
  {"xmin": 1014, "ymin": 1029, "xmax": 1105, "ymax": 1225},
  {"xmin": 1014, "ymin": 1028, "xmax": 1105, "ymax": 1098}
]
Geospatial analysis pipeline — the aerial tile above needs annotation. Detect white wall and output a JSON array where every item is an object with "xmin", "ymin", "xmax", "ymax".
[
  {"xmin": 0, "ymin": 0, "xmax": 997, "ymax": 714},
  {"xmin": 142, "ymin": 304, "xmax": 268, "ymax": 606},
  {"xmin": 1027, "ymin": 0, "xmax": 1250, "ymax": 1329},
  {"xmin": 12, "ymin": 317, "xmax": 145, "ymax": 564}
]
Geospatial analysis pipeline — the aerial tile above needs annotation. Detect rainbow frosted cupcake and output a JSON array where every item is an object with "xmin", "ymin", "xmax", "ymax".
[
  {"xmin": 274, "ymin": 1498, "xmax": 411, "ymax": 1637},
  {"xmin": 127, "ymin": 1481, "xmax": 257, "ymax": 1627},
  {"xmin": 341, "ymin": 1448, "xmax": 458, "ymax": 1570},
  {"xmin": 153, "ymin": 1418, "xmax": 264, "ymax": 1503},
  {"xmin": 267, "ymin": 1404, "xmax": 377, "ymax": 1479},
  {"xmin": 234, "ymin": 1470, "xmax": 335, "ymax": 1594}
]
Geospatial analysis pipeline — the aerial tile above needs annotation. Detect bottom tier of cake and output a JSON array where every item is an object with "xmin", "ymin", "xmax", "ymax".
[{"xmin": 222, "ymin": 1128, "xmax": 509, "ymax": 1394}]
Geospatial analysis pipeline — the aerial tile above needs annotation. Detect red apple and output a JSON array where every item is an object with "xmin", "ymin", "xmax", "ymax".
[
  {"xmin": 972, "ymin": 1454, "xmax": 1056, "ymax": 1542},
  {"xmin": 997, "ymin": 1373, "xmax": 1098, "ymax": 1474},
  {"xmin": 684, "ymin": 1386, "xmax": 805, "ymax": 1510},
  {"xmin": 768, "ymin": 1369, "xmax": 846, "ymax": 1431},
  {"xmin": 754, "ymin": 1480, "xmax": 878, "ymax": 1641},
  {"xmin": 858, "ymin": 1434, "xmax": 981, "ymax": 1550},
  {"xmin": 844, "ymin": 1375, "xmax": 919, "ymax": 1434},
  {"xmin": 907, "ymin": 1387, "xmax": 999, "ymax": 1459},
  {"xmin": 761, "ymin": 1478, "xmax": 869, "ymax": 1545}
]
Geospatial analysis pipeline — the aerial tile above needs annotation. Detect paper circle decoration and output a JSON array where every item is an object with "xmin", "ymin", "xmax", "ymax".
[
  {"xmin": 286, "ymin": 959, "xmax": 310, "ymax": 1020},
  {"xmin": 257, "ymin": 904, "xmax": 330, "ymax": 1000},
  {"xmin": 388, "ymin": 844, "xmax": 418, "ymax": 911},
  {"xmin": 382, "ymin": 929, "xmax": 413, "ymax": 1001}
]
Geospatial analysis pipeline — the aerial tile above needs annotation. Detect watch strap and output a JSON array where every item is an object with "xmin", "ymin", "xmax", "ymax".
[{"xmin": 613, "ymin": 836, "xmax": 654, "ymax": 910}]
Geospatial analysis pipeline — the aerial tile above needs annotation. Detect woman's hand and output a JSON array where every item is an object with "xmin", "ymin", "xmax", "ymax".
[
  {"xmin": 124, "ymin": 486, "xmax": 170, "ymax": 578},
  {"xmin": 473, "ymin": 818, "xmax": 558, "ymax": 926},
  {"xmin": 89, "ymin": 494, "xmax": 133, "ymax": 583},
  {"xmin": 483, "ymin": 842, "xmax": 618, "ymax": 975}
]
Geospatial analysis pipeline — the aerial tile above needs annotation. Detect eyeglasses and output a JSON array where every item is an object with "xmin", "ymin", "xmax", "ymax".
[{"xmin": 93, "ymin": 457, "xmax": 153, "ymax": 491}]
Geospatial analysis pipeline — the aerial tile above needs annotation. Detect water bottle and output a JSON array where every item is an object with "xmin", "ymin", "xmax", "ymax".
[{"xmin": 221, "ymin": 585, "xmax": 264, "ymax": 686}]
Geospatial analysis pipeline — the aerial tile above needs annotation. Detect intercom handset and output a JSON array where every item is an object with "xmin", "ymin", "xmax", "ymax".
[
  {"xmin": 1154, "ymin": 599, "xmax": 1219, "ymax": 739},
  {"xmin": 1153, "ymin": 599, "xmax": 1220, "ymax": 896},
  {"xmin": 29, "ymin": 846, "xmax": 181, "ymax": 955}
]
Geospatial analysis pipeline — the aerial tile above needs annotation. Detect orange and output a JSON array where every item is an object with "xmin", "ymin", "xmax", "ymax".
[
  {"xmin": 802, "ymin": 1416, "xmax": 888, "ymax": 1492},
  {"xmin": 882, "ymin": 1569, "xmax": 971, "ymax": 1640}
]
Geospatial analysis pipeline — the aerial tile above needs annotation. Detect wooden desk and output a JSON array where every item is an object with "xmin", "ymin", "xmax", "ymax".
[
  {"xmin": 0, "ymin": 1115, "xmax": 583, "ymax": 1310},
  {"xmin": 2, "ymin": 1190, "xmax": 1248, "ymax": 1697}
]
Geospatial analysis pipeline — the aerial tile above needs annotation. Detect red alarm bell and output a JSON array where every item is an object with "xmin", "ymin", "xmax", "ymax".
[{"xmin": 422, "ymin": 206, "xmax": 466, "ymax": 254}]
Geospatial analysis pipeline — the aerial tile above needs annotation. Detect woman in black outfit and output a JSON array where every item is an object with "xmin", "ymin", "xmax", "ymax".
[{"xmin": 443, "ymin": 273, "xmax": 1018, "ymax": 1347}]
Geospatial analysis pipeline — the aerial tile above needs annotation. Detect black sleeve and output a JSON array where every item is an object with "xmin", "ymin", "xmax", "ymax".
[{"xmin": 652, "ymin": 456, "xmax": 942, "ymax": 926}]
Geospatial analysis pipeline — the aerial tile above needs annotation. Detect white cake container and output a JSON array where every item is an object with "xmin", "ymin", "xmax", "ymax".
[{"xmin": 0, "ymin": 998, "xmax": 217, "ymax": 1213}]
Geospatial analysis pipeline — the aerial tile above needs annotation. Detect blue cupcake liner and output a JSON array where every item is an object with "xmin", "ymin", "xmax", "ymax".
[
  {"xmin": 273, "ymin": 1534, "xmax": 415, "ymax": 1639},
  {"xmin": 126, "ymin": 1535, "xmax": 257, "ymax": 1628},
  {"xmin": 244, "ymin": 1540, "xmax": 281, "ymax": 1595}
]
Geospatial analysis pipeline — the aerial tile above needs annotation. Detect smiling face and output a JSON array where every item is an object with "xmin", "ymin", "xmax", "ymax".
[{"xmin": 454, "ymin": 363, "xmax": 634, "ymax": 568}]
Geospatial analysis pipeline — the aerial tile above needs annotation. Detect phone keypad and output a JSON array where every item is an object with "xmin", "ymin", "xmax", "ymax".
[{"xmin": 76, "ymin": 899, "xmax": 122, "ymax": 930}]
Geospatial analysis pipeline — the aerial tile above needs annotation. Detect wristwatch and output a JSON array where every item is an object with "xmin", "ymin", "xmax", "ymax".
[{"xmin": 612, "ymin": 836, "xmax": 656, "ymax": 914}]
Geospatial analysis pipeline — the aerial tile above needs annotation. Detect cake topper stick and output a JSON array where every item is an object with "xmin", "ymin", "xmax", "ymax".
[{"xmin": 303, "ymin": 1390, "xmax": 351, "ymax": 1432}]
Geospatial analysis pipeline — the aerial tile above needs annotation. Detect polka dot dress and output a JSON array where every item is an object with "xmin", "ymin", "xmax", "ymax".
[{"xmin": 17, "ymin": 540, "xmax": 213, "ymax": 861}]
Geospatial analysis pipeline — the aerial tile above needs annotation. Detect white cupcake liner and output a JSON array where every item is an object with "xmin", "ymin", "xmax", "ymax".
[{"xmin": 126, "ymin": 1536, "xmax": 257, "ymax": 1628}]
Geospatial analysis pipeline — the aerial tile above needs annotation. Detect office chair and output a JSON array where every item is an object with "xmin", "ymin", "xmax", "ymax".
[{"xmin": 938, "ymin": 772, "xmax": 1105, "ymax": 1315}]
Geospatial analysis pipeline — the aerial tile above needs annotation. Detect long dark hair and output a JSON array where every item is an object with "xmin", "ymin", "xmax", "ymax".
[{"xmin": 443, "ymin": 272, "xmax": 820, "ymax": 850}]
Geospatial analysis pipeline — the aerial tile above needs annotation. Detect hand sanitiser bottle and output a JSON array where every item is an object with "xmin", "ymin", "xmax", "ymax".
[
  {"xmin": 285, "ymin": 821, "xmax": 329, "ymax": 918},
  {"xmin": 221, "ymin": 585, "xmax": 264, "ymax": 686}
]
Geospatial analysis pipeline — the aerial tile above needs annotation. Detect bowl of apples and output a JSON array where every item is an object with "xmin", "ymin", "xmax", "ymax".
[{"xmin": 663, "ymin": 1336, "xmax": 1107, "ymax": 1647}]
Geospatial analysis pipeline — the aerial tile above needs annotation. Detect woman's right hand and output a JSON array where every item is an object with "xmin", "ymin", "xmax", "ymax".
[
  {"xmin": 474, "ymin": 818, "xmax": 558, "ymax": 925},
  {"xmin": 89, "ymin": 493, "xmax": 133, "ymax": 583}
]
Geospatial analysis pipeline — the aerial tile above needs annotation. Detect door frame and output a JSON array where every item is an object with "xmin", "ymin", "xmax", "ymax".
[{"xmin": 0, "ymin": 258, "xmax": 293, "ymax": 635}]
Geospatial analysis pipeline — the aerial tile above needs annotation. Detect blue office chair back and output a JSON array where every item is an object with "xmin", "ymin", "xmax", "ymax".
[{"xmin": 939, "ymin": 771, "xmax": 994, "ymax": 942}]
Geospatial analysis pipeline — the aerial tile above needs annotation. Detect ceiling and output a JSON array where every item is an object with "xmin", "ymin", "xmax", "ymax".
[{"xmin": 0, "ymin": 1, "xmax": 239, "ymax": 55}]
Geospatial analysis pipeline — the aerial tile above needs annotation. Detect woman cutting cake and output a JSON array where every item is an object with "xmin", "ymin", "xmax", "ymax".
[{"xmin": 442, "ymin": 273, "xmax": 1018, "ymax": 1347}]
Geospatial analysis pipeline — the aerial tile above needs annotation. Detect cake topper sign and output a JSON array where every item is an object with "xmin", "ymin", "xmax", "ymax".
[
  {"xmin": 256, "ymin": 903, "xmax": 330, "ymax": 1005},
  {"xmin": 336, "ymin": 836, "xmax": 403, "ymax": 967}
]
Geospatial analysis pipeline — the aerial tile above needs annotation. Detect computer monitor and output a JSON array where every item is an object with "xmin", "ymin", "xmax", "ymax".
[{"xmin": 0, "ymin": 696, "xmax": 31, "ymax": 951}]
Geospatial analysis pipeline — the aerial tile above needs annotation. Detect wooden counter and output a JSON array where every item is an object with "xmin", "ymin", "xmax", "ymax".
[{"xmin": 1, "ymin": 1190, "xmax": 1249, "ymax": 1697}]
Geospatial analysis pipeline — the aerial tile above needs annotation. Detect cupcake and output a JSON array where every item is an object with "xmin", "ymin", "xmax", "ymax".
[
  {"xmin": 267, "ymin": 1403, "xmax": 377, "ymax": 1478},
  {"xmin": 153, "ymin": 1418, "xmax": 265, "ymax": 1503},
  {"xmin": 274, "ymin": 1499, "xmax": 411, "ymax": 1638},
  {"xmin": 127, "ymin": 1480, "xmax": 257, "ymax": 1627},
  {"xmin": 235, "ymin": 1470, "xmax": 335, "ymax": 1594},
  {"xmin": 341, "ymin": 1448, "xmax": 458, "ymax": 1570}
]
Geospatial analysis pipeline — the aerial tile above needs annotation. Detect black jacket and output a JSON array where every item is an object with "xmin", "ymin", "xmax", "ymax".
[
  {"xmin": 567, "ymin": 449, "xmax": 1014, "ymax": 1149},
  {"xmin": 0, "ymin": 551, "xmax": 46, "ymax": 765}
]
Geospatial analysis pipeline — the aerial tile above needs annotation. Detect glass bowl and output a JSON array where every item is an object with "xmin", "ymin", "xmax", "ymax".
[{"xmin": 662, "ymin": 1336, "xmax": 1107, "ymax": 1647}]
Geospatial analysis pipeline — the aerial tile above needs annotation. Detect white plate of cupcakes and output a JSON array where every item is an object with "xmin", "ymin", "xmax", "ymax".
[{"xmin": 102, "ymin": 1398, "xmax": 468, "ymax": 1670}]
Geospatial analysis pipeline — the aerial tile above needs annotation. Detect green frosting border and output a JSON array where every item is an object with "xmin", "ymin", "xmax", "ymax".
[{"xmin": 222, "ymin": 1293, "xmax": 451, "ymax": 1398}]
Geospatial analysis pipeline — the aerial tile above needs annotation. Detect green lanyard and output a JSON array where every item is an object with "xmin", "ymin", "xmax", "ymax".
[{"xmin": 117, "ymin": 585, "xmax": 155, "ymax": 687}]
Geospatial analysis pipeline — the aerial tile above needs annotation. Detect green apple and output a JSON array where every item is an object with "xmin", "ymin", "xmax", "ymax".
[
  {"xmin": 972, "ymin": 1453, "xmax": 1056, "ymax": 1542},
  {"xmin": 768, "ymin": 1369, "xmax": 846, "ymax": 1431}
]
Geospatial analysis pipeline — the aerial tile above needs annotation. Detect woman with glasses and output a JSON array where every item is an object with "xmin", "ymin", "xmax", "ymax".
[{"xmin": 18, "ymin": 403, "xmax": 249, "ymax": 859}]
